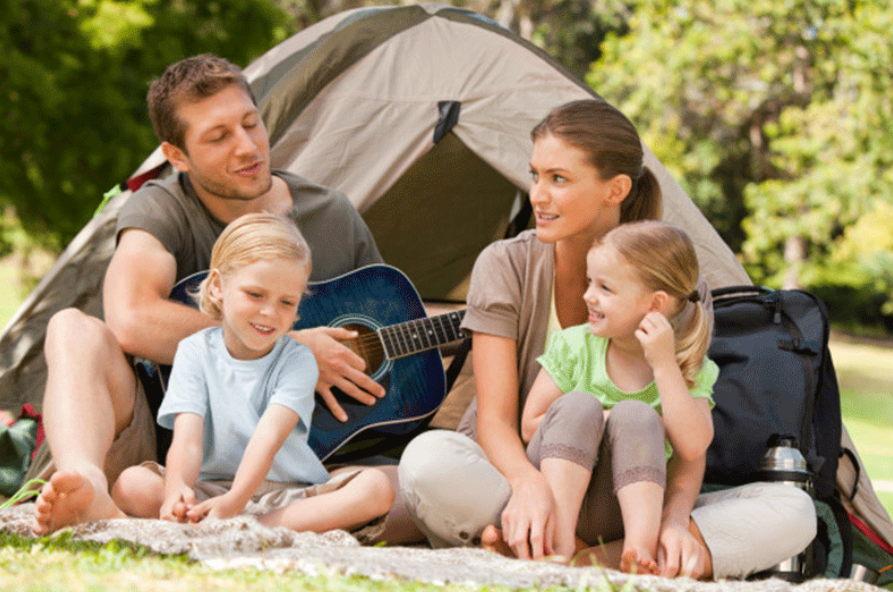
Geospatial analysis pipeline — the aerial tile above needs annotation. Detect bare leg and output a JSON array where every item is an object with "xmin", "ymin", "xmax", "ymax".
[
  {"xmin": 31, "ymin": 310, "xmax": 137, "ymax": 534},
  {"xmin": 362, "ymin": 464, "xmax": 424, "ymax": 544},
  {"xmin": 481, "ymin": 524, "xmax": 514, "ymax": 557},
  {"xmin": 617, "ymin": 480, "xmax": 663, "ymax": 575},
  {"xmin": 257, "ymin": 468, "xmax": 394, "ymax": 533},
  {"xmin": 111, "ymin": 466, "xmax": 165, "ymax": 518},
  {"xmin": 571, "ymin": 538, "xmax": 622, "ymax": 567},
  {"xmin": 572, "ymin": 518, "xmax": 712, "ymax": 578},
  {"xmin": 539, "ymin": 457, "xmax": 591, "ymax": 562},
  {"xmin": 687, "ymin": 517, "xmax": 713, "ymax": 579}
]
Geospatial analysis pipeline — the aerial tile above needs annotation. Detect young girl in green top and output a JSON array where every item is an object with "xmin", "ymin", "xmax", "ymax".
[{"xmin": 521, "ymin": 220, "xmax": 718, "ymax": 573}]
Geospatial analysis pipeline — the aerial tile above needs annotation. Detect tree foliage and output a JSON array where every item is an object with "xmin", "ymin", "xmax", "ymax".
[
  {"xmin": 1, "ymin": 0, "xmax": 292, "ymax": 251},
  {"xmin": 586, "ymin": 0, "xmax": 893, "ymax": 325},
  {"xmin": 4, "ymin": 0, "xmax": 893, "ymax": 329}
]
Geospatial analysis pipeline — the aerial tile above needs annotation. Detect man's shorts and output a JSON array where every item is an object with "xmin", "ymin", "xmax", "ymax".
[{"xmin": 25, "ymin": 375, "xmax": 157, "ymax": 486}]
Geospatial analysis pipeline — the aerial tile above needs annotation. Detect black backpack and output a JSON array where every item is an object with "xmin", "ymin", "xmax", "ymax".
[{"xmin": 705, "ymin": 286, "xmax": 850, "ymax": 578}]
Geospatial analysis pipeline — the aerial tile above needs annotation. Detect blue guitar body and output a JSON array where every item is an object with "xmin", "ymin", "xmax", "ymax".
[{"xmin": 163, "ymin": 264, "xmax": 465, "ymax": 461}]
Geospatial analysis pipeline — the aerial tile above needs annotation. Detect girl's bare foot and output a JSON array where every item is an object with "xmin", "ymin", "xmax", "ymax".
[
  {"xmin": 31, "ymin": 470, "xmax": 124, "ymax": 535},
  {"xmin": 621, "ymin": 545, "xmax": 659, "ymax": 575},
  {"xmin": 481, "ymin": 524, "xmax": 516, "ymax": 558}
]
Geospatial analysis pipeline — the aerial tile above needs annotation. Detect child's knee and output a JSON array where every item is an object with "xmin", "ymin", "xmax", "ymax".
[
  {"xmin": 545, "ymin": 390, "xmax": 604, "ymax": 434},
  {"xmin": 607, "ymin": 400, "xmax": 662, "ymax": 435},
  {"xmin": 111, "ymin": 466, "xmax": 150, "ymax": 507},
  {"xmin": 356, "ymin": 469, "xmax": 396, "ymax": 518}
]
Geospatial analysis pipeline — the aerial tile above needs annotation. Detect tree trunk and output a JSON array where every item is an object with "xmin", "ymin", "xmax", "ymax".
[{"xmin": 782, "ymin": 235, "xmax": 807, "ymax": 290}]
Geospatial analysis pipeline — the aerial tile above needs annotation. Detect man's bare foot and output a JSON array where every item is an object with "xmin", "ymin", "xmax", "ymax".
[
  {"xmin": 481, "ymin": 524, "xmax": 516, "ymax": 558},
  {"xmin": 620, "ymin": 545, "xmax": 659, "ymax": 575},
  {"xmin": 31, "ymin": 470, "xmax": 125, "ymax": 535}
]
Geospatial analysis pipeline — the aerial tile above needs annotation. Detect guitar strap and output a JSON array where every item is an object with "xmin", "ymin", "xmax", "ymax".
[{"xmin": 444, "ymin": 336, "xmax": 472, "ymax": 393}]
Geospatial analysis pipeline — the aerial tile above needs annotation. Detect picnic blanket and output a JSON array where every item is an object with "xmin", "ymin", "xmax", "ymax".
[{"xmin": 0, "ymin": 503, "xmax": 883, "ymax": 591}]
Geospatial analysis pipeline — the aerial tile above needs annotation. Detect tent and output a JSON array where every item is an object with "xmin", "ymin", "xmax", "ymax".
[
  {"xmin": 1, "ymin": 2, "xmax": 890, "ymax": 565},
  {"xmin": 0, "ymin": 2, "xmax": 748, "ymax": 415}
]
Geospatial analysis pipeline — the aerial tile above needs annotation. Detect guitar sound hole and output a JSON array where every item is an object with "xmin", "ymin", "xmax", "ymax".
[{"xmin": 343, "ymin": 323, "xmax": 385, "ymax": 377}]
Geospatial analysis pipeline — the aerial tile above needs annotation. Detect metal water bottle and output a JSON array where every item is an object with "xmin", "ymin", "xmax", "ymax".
[{"xmin": 755, "ymin": 434, "xmax": 814, "ymax": 582}]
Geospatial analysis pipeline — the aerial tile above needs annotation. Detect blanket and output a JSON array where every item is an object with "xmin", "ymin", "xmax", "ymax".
[{"xmin": 0, "ymin": 503, "xmax": 882, "ymax": 591}]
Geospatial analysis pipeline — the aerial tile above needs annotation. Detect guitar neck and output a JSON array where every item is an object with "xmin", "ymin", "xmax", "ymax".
[{"xmin": 378, "ymin": 309, "xmax": 467, "ymax": 360}]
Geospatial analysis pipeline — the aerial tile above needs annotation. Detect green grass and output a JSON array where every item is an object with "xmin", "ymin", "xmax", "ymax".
[
  {"xmin": 0, "ymin": 532, "xmax": 505, "ymax": 592},
  {"xmin": 828, "ymin": 336, "xmax": 893, "ymax": 517}
]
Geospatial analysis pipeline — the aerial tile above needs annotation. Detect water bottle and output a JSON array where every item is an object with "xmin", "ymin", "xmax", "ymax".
[{"xmin": 753, "ymin": 434, "xmax": 814, "ymax": 582}]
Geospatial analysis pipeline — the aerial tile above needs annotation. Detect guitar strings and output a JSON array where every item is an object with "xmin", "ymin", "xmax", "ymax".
[
  {"xmin": 324, "ymin": 313, "xmax": 466, "ymax": 361},
  {"xmin": 343, "ymin": 324, "xmax": 460, "ymax": 356}
]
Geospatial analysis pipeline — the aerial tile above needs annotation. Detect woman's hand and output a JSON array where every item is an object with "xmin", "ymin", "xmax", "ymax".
[
  {"xmin": 500, "ymin": 470, "xmax": 557, "ymax": 560},
  {"xmin": 656, "ymin": 517, "xmax": 710, "ymax": 579}
]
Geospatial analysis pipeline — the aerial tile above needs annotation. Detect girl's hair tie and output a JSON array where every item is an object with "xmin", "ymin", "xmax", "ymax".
[{"xmin": 687, "ymin": 290, "xmax": 700, "ymax": 303}]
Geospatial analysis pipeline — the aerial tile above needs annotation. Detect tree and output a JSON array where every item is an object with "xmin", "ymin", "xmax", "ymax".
[
  {"xmin": 1, "ymin": 0, "xmax": 292, "ymax": 252},
  {"xmin": 586, "ymin": 0, "xmax": 893, "ymax": 324}
]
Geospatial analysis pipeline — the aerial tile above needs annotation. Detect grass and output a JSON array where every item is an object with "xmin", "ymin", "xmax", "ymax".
[
  {"xmin": 828, "ymin": 335, "xmax": 893, "ymax": 517},
  {"xmin": 1, "ymin": 261, "xmax": 892, "ymax": 589},
  {"xmin": 0, "ymin": 532, "xmax": 502, "ymax": 592}
]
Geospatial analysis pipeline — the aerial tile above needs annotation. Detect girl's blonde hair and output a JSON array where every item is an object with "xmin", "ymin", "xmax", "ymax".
[
  {"xmin": 593, "ymin": 220, "xmax": 711, "ymax": 388},
  {"xmin": 198, "ymin": 212, "xmax": 312, "ymax": 319}
]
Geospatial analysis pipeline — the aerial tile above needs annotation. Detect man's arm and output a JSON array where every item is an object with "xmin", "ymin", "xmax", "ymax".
[{"xmin": 103, "ymin": 228, "xmax": 217, "ymax": 365}]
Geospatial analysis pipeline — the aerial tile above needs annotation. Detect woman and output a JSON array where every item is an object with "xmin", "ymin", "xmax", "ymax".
[{"xmin": 398, "ymin": 99, "xmax": 816, "ymax": 579}]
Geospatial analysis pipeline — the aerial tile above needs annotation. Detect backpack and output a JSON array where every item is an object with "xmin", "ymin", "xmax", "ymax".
[{"xmin": 705, "ymin": 286, "xmax": 849, "ymax": 579}]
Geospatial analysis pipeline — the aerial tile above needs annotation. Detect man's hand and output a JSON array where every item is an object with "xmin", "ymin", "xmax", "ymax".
[
  {"xmin": 292, "ymin": 326, "xmax": 386, "ymax": 422},
  {"xmin": 656, "ymin": 518, "xmax": 710, "ymax": 579}
]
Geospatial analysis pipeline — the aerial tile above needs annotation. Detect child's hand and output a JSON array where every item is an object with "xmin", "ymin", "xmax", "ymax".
[
  {"xmin": 635, "ymin": 311, "xmax": 677, "ymax": 370},
  {"xmin": 160, "ymin": 486, "xmax": 197, "ymax": 523},
  {"xmin": 186, "ymin": 492, "xmax": 244, "ymax": 522}
]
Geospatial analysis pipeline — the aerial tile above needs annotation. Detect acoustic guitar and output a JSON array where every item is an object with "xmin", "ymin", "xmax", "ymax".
[{"xmin": 150, "ymin": 264, "xmax": 466, "ymax": 461}]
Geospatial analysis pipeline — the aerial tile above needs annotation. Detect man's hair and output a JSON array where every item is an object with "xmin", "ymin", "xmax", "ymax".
[{"xmin": 147, "ymin": 54, "xmax": 256, "ymax": 150}]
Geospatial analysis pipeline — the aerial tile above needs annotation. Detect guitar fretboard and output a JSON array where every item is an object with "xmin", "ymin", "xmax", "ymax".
[{"xmin": 379, "ymin": 310, "xmax": 467, "ymax": 360}]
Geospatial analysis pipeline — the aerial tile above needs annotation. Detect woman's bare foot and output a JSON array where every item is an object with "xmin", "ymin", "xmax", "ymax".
[
  {"xmin": 621, "ymin": 545, "xmax": 659, "ymax": 575},
  {"xmin": 481, "ymin": 524, "xmax": 517, "ymax": 558},
  {"xmin": 31, "ymin": 470, "xmax": 125, "ymax": 535}
]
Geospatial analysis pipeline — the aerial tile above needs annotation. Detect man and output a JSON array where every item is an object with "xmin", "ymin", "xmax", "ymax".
[{"xmin": 31, "ymin": 54, "xmax": 390, "ymax": 534}]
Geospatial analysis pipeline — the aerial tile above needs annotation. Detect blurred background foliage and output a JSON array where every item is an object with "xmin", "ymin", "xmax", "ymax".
[{"xmin": 2, "ymin": 0, "xmax": 892, "ymax": 334}]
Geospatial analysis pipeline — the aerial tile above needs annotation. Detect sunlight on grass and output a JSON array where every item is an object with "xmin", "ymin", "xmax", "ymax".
[
  {"xmin": 830, "ymin": 338, "xmax": 893, "ymax": 519},
  {"xmin": 0, "ymin": 535, "xmax": 513, "ymax": 592}
]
